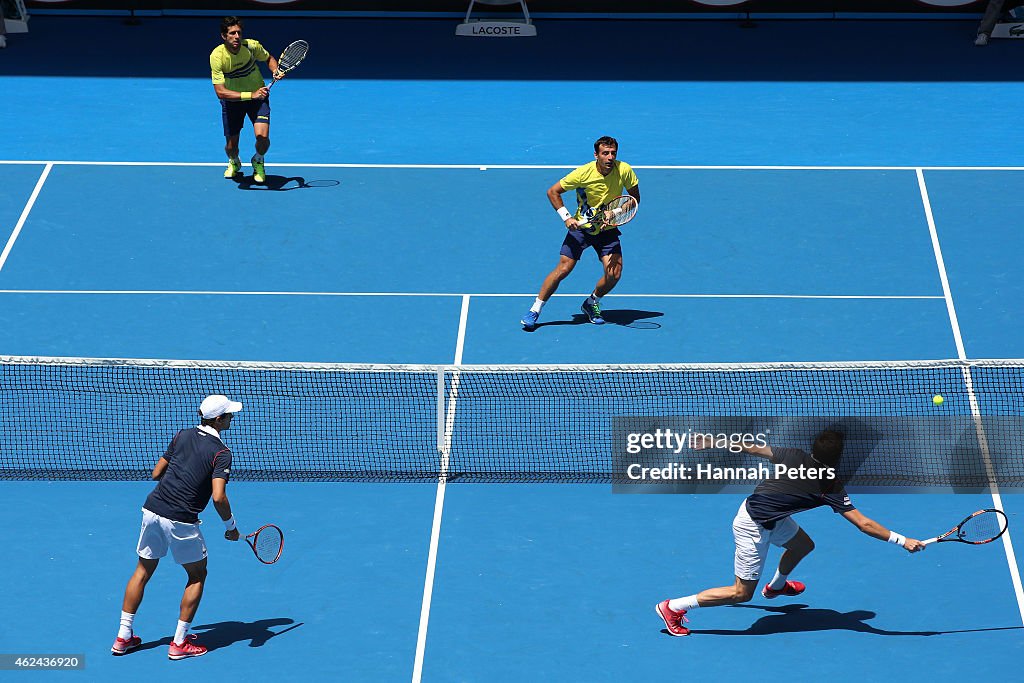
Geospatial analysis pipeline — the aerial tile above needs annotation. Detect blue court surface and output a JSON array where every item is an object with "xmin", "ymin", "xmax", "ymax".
[{"xmin": 3, "ymin": 13, "xmax": 1024, "ymax": 682}]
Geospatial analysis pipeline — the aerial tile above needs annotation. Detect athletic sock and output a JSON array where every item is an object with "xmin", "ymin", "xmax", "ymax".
[
  {"xmin": 767, "ymin": 570, "xmax": 789, "ymax": 591},
  {"xmin": 530, "ymin": 298, "xmax": 545, "ymax": 314},
  {"xmin": 118, "ymin": 611, "xmax": 135, "ymax": 640},
  {"xmin": 173, "ymin": 620, "xmax": 190, "ymax": 645},
  {"xmin": 668, "ymin": 595, "xmax": 700, "ymax": 612}
]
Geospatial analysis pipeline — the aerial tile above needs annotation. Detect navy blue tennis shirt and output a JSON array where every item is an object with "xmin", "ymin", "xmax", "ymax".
[
  {"xmin": 143, "ymin": 427, "xmax": 233, "ymax": 524},
  {"xmin": 744, "ymin": 447, "xmax": 855, "ymax": 529}
]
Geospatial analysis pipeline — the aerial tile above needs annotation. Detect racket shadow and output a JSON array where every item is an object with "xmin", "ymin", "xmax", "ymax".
[
  {"xmin": 233, "ymin": 175, "xmax": 340, "ymax": 192},
  {"xmin": 527, "ymin": 309, "xmax": 663, "ymax": 332},
  {"xmin": 677, "ymin": 603, "xmax": 1022, "ymax": 637},
  {"xmin": 192, "ymin": 618, "xmax": 304, "ymax": 651},
  {"xmin": 130, "ymin": 617, "xmax": 302, "ymax": 654}
]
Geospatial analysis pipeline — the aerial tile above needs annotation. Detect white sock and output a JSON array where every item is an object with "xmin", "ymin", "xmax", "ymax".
[
  {"xmin": 118, "ymin": 611, "xmax": 135, "ymax": 640},
  {"xmin": 668, "ymin": 595, "xmax": 700, "ymax": 612},
  {"xmin": 530, "ymin": 298, "xmax": 545, "ymax": 314},
  {"xmin": 768, "ymin": 570, "xmax": 789, "ymax": 590},
  {"xmin": 228, "ymin": 156, "xmax": 240, "ymax": 164},
  {"xmin": 173, "ymin": 620, "xmax": 190, "ymax": 645},
  {"xmin": 252, "ymin": 153, "xmax": 264, "ymax": 163},
  {"xmin": 587, "ymin": 293, "xmax": 601, "ymax": 305}
]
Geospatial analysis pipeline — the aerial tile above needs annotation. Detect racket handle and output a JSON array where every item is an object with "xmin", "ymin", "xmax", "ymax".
[{"xmin": 921, "ymin": 537, "xmax": 938, "ymax": 546}]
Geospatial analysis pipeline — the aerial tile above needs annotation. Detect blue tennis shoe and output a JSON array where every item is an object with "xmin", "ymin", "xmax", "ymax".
[{"xmin": 521, "ymin": 309, "xmax": 540, "ymax": 330}]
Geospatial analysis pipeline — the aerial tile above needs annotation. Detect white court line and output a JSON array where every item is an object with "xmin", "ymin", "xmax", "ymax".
[
  {"xmin": 0, "ymin": 289, "xmax": 943, "ymax": 300},
  {"xmin": 0, "ymin": 164, "xmax": 53, "ymax": 274},
  {"xmin": 917, "ymin": 168, "xmax": 1024, "ymax": 627},
  {"xmin": 413, "ymin": 295, "xmax": 470, "ymax": 683},
  {"xmin": 5, "ymin": 160, "xmax": 1024, "ymax": 171}
]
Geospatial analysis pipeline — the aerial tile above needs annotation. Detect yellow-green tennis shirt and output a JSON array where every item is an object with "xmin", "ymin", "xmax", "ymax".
[
  {"xmin": 210, "ymin": 39, "xmax": 270, "ymax": 93},
  {"xmin": 559, "ymin": 160, "xmax": 639, "ymax": 223}
]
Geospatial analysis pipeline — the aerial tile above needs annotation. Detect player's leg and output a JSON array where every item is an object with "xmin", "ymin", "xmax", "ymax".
[
  {"xmin": 112, "ymin": 557, "xmax": 158, "ymax": 654},
  {"xmin": 168, "ymin": 520, "xmax": 209, "ymax": 660},
  {"xmin": 179, "ymin": 558, "xmax": 207, "ymax": 623},
  {"xmin": 222, "ymin": 100, "xmax": 245, "ymax": 178},
  {"xmin": 655, "ymin": 501, "xmax": 765, "ymax": 635},
  {"xmin": 168, "ymin": 558, "xmax": 209, "ymax": 660},
  {"xmin": 695, "ymin": 576, "xmax": 760, "ymax": 606},
  {"xmin": 250, "ymin": 99, "xmax": 271, "ymax": 183},
  {"xmin": 762, "ymin": 522, "xmax": 812, "ymax": 599},
  {"xmin": 113, "ymin": 509, "xmax": 167, "ymax": 655},
  {"xmin": 582, "ymin": 234, "xmax": 622, "ymax": 325},
  {"xmin": 121, "ymin": 557, "xmax": 159, "ymax": 614},
  {"xmin": 521, "ymin": 231, "xmax": 585, "ymax": 329}
]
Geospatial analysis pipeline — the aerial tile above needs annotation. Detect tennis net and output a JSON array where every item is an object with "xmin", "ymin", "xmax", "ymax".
[{"xmin": 1, "ymin": 355, "xmax": 1022, "ymax": 490}]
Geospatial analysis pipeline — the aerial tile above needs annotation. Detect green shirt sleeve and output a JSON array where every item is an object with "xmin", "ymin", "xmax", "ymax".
[{"xmin": 246, "ymin": 39, "xmax": 271, "ymax": 62}]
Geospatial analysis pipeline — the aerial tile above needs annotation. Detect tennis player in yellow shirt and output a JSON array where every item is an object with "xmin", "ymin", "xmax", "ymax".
[
  {"xmin": 522, "ymin": 136, "xmax": 641, "ymax": 329},
  {"xmin": 210, "ymin": 16, "xmax": 283, "ymax": 183}
]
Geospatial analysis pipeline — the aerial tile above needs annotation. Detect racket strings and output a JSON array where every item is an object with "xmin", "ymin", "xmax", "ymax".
[
  {"xmin": 252, "ymin": 527, "xmax": 284, "ymax": 562},
  {"xmin": 958, "ymin": 511, "xmax": 1006, "ymax": 543},
  {"xmin": 602, "ymin": 196, "xmax": 637, "ymax": 227},
  {"xmin": 280, "ymin": 41, "xmax": 308, "ymax": 71}
]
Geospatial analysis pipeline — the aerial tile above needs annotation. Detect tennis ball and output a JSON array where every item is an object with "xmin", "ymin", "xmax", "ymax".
[{"xmin": 933, "ymin": 395, "xmax": 944, "ymax": 406}]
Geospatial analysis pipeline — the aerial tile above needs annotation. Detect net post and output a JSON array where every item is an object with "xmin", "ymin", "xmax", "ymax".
[{"xmin": 436, "ymin": 368, "xmax": 445, "ymax": 455}]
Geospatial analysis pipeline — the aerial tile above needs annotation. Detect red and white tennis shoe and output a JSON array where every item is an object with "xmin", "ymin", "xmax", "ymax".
[
  {"xmin": 762, "ymin": 580, "xmax": 806, "ymax": 599},
  {"xmin": 110, "ymin": 634, "xmax": 142, "ymax": 655},
  {"xmin": 655, "ymin": 599, "xmax": 690, "ymax": 636},
  {"xmin": 168, "ymin": 634, "xmax": 207, "ymax": 660}
]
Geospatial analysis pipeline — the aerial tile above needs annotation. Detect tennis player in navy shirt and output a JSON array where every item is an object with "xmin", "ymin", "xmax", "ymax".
[
  {"xmin": 656, "ymin": 430, "xmax": 926, "ymax": 636},
  {"xmin": 111, "ymin": 395, "xmax": 243, "ymax": 660}
]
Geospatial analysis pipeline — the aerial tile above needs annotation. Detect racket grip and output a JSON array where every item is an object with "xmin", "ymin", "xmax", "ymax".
[{"xmin": 921, "ymin": 537, "xmax": 938, "ymax": 545}]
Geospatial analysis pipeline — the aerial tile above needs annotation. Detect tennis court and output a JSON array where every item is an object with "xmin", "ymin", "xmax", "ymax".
[{"xmin": 2, "ymin": 12, "xmax": 1024, "ymax": 681}]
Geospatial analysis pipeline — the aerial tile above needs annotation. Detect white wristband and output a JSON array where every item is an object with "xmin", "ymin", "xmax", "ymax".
[
  {"xmin": 224, "ymin": 515, "xmax": 236, "ymax": 531},
  {"xmin": 887, "ymin": 530, "xmax": 905, "ymax": 546},
  {"xmin": 556, "ymin": 206, "xmax": 572, "ymax": 222}
]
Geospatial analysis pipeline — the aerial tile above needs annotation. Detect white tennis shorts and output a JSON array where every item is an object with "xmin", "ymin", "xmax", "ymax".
[
  {"xmin": 732, "ymin": 500, "xmax": 800, "ymax": 581},
  {"xmin": 136, "ymin": 508, "xmax": 208, "ymax": 565}
]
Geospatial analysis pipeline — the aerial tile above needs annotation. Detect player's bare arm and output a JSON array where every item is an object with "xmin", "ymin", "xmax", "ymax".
[
  {"xmin": 214, "ymin": 82, "xmax": 266, "ymax": 101},
  {"xmin": 547, "ymin": 182, "xmax": 581, "ymax": 230},
  {"xmin": 842, "ymin": 509, "xmax": 924, "ymax": 552},
  {"xmin": 151, "ymin": 457, "xmax": 169, "ymax": 480},
  {"xmin": 212, "ymin": 478, "xmax": 239, "ymax": 541}
]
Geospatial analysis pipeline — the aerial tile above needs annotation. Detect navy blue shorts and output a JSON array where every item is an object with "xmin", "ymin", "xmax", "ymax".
[
  {"xmin": 221, "ymin": 98, "xmax": 271, "ymax": 137},
  {"xmin": 560, "ymin": 228, "xmax": 622, "ymax": 261}
]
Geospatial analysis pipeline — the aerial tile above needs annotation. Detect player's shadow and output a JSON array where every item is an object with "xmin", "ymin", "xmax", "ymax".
[
  {"xmin": 131, "ymin": 617, "xmax": 302, "ymax": 653},
  {"xmin": 526, "ymin": 309, "xmax": 663, "ymax": 332},
  {"xmin": 674, "ymin": 603, "xmax": 1024, "ymax": 637},
  {"xmin": 233, "ymin": 175, "xmax": 340, "ymax": 191}
]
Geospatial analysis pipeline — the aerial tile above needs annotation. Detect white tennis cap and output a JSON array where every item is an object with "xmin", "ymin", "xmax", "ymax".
[{"xmin": 199, "ymin": 394, "xmax": 243, "ymax": 419}]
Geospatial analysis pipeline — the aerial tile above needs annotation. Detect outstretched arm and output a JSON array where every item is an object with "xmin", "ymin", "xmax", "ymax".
[{"xmin": 842, "ymin": 509, "xmax": 925, "ymax": 552}]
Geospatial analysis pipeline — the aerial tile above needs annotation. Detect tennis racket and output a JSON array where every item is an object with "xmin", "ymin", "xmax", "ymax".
[
  {"xmin": 267, "ymin": 40, "xmax": 309, "ymax": 90},
  {"xmin": 578, "ymin": 195, "xmax": 638, "ymax": 235},
  {"xmin": 245, "ymin": 524, "xmax": 285, "ymax": 564},
  {"xmin": 922, "ymin": 509, "xmax": 1008, "ymax": 546}
]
